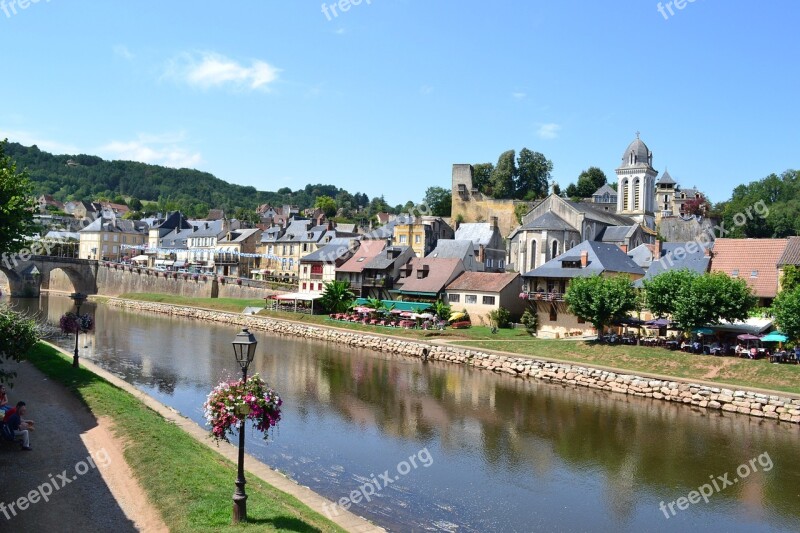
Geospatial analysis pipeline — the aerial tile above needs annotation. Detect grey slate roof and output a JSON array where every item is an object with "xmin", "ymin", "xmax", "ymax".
[
  {"xmin": 618, "ymin": 137, "xmax": 653, "ymax": 169},
  {"xmin": 657, "ymin": 169, "xmax": 676, "ymax": 185},
  {"xmin": 634, "ymin": 242, "xmax": 713, "ymax": 286},
  {"xmin": 300, "ymin": 238, "xmax": 354, "ymax": 263},
  {"xmin": 627, "ymin": 243, "xmax": 654, "ymax": 268},
  {"xmin": 188, "ymin": 220, "xmax": 225, "ymax": 238},
  {"xmin": 454, "ymin": 223, "xmax": 495, "ymax": 247},
  {"xmin": 427, "ymin": 239, "xmax": 474, "ymax": 260},
  {"xmin": 563, "ymin": 199, "xmax": 636, "ymax": 227},
  {"xmin": 80, "ymin": 217, "xmax": 148, "ymax": 234},
  {"xmin": 153, "ymin": 211, "xmax": 192, "ymax": 231},
  {"xmin": 161, "ymin": 227, "xmax": 194, "ymax": 249},
  {"xmin": 522, "ymin": 240, "xmax": 645, "ymax": 279},
  {"xmin": 521, "ymin": 211, "xmax": 575, "ymax": 231},
  {"xmin": 219, "ymin": 228, "xmax": 261, "ymax": 244},
  {"xmin": 363, "ymin": 246, "xmax": 411, "ymax": 270},
  {"xmin": 260, "ymin": 226, "xmax": 285, "ymax": 243},
  {"xmin": 276, "ymin": 220, "xmax": 313, "ymax": 242},
  {"xmin": 591, "ymin": 184, "xmax": 618, "ymax": 197},
  {"xmin": 598, "ymin": 225, "xmax": 636, "ymax": 243},
  {"xmin": 361, "ymin": 214, "xmax": 415, "ymax": 240}
]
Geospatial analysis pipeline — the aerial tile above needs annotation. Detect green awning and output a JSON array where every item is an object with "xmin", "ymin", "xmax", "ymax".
[{"xmin": 353, "ymin": 298, "xmax": 431, "ymax": 312}]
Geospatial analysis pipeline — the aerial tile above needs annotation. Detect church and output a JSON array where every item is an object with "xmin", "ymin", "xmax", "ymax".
[{"xmin": 507, "ymin": 134, "xmax": 664, "ymax": 273}]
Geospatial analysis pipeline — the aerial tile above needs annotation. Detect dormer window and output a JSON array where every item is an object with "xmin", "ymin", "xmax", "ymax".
[
  {"xmin": 751, "ymin": 270, "xmax": 758, "ymax": 278},
  {"xmin": 732, "ymin": 269, "xmax": 739, "ymax": 278}
]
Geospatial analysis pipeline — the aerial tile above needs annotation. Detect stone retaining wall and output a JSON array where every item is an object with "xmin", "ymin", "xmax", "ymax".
[{"xmin": 106, "ymin": 298, "xmax": 800, "ymax": 427}]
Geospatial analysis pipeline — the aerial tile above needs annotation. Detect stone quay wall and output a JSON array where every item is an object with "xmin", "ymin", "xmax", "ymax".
[{"xmin": 105, "ymin": 298, "xmax": 800, "ymax": 427}]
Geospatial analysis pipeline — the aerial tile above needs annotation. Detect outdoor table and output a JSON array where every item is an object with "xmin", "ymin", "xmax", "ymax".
[{"xmin": 665, "ymin": 341, "xmax": 679, "ymax": 350}]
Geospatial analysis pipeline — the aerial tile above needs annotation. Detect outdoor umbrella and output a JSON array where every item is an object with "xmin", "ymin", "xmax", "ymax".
[
  {"xmin": 693, "ymin": 327, "xmax": 715, "ymax": 335},
  {"xmin": 736, "ymin": 334, "xmax": 761, "ymax": 341},
  {"xmin": 418, "ymin": 313, "xmax": 435, "ymax": 319},
  {"xmin": 449, "ymin": 312, "xmax": 466, "ymax": 322},
  {"xmin": 646, "ymin": 318, "xmax": 670, "ymax": 327},
  {"xmin": 761, "ymin": 332, "xmax": 788, "ymax": 343}
]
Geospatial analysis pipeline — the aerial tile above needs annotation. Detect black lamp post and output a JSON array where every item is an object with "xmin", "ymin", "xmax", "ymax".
[
  {"xmin": 69, "ymin": 292, "xmax": 87, "ymax": 368},
  {"xmin": 231, "ymin": 327, "xmax": 258, "ymax": 524}
]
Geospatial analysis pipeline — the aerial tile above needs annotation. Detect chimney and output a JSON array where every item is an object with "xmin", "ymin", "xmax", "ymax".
[
  {"xmin": 328, "ymin": 219, "xmax": 335, "ymax": 231},
  {"xmin": 704, "ymin": 246, "xmax": 712, "ymax": 258},
  {"xmin": 654, "ymin": 239, "xmax": 662, "ymax": 259},
  {"xmin": 317, "ymin": 213, "xmax": 325, "ymax": 226},
  {"xmin": 490, "ymin": 216, "xmax": 498, "ymax": 230},
  {"xmin": 580, "ymin": 250, "xmax": 588, "ymax": 268},
  {"xmin": 619, "ymin": 244, "xmax": 628, "ymax": 254}
]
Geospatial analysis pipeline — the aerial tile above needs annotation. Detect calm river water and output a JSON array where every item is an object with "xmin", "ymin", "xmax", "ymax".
[{"xmin": 9, "ymin": 294, "xmax": 800, "ymax": 532}]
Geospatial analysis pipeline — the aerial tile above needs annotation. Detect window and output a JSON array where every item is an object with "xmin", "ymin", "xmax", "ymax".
[
  {"xmin": 551, "ymin": 240, "xmax": 558, "ymax": 260},
  {"xmin": 633, "ymin": 178, "xmax": 640, "ymax": 210},
  {"xmin": 482, "ymin": 296, "xmax": 496, "ymax": 306},
  {"xmin": 622, "ymin": 180, "xmax": 629, "ymax": 210},
  {"xmin": 751, "ymin": 270, "xmax": 758, "ymax": 278},
  {"xmin": 303, "ymin": 243, "xmax": 309, "ymax": 252},
  {"xmin": 577, "ymin": 316, "xmax": 585, "ymax": 324},
  {"xmin": 399, "ymin": 235, "xmax": 407, "ymax": 244},
  {"xmin": 302, "ymin": 282, "xmax": 307, "ymax": 290},
  {"xmin": 732, "ymin": 269, "xmax": 739, "ymax": 278},
  {"xmin": 465, "ymin": 295, "xmax": 477, "ymax": 304},
  {"xmin": 112, "ymin": 246, "xmax": 118, "ymax": 253},
  {"xmin": 113, "ymin": 235, "xmax": 119, "ymax": 242},
  {"xmin": 415, "ymin": 235, "xmax": 421, "ymax": 244},
  {"xmin": 448, "ymin": 294, "xmax": 460, "ymax": 303},
  {"xmin": 103, "ymin": 234, "xmax": 109, "ymax": 241},
  {"xmin": 549, "ymin": 307, "xmax": 557, "ymax": 321},
  {"xmin": 318, "ymin": 283, "xmax": 323, "ymax": 290}
]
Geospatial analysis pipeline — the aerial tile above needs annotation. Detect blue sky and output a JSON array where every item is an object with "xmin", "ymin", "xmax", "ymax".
[{"xmin": 1, "ymin": 0, "xmax": 798, "ymax": 206}]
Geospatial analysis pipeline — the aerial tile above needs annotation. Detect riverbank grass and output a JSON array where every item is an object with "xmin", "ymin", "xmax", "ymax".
[
  {"xmin": 119, "ymin": 293, "xmax": 268, "ymax": 314},
  {"xmin": 26, "ymin": 342, "xmax": 346, "ymax": 533}
]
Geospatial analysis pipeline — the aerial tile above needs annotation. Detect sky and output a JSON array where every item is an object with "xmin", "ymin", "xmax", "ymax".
[{"xmin": 1, "ymin": 0, "xmax": 798, "ymax": 207}]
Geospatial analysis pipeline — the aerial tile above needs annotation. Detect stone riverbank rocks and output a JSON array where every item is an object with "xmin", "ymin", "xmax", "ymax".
[{"xmin": 107, "ymin": 298, "xmax": 800, "ymax": 427}]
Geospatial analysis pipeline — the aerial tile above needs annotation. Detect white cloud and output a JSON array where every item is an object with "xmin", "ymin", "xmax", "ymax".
[
  {"xmin": 537, "ymin": 123, "xmax": 561, "ymax": 140},
  {"xmin": 334, "ymin": 28, "xmax": 346, "ymax": 35},
  {"xmin": 113, "ymin": 45, "xmax": 135, "ymax": 60},
  {"xmin": 164, "ymin": 52, "xmax": 280, "ymax": 92},
  {"xmin": 99, "ymin": 132, "xmax": 202, "ymax": 169},
  {"xmin": 420, "ymin": 85, "xmax": 433, "ymax": 95},
  {"xmin": 512, "ymin": 92, "xmax": 526, "ymax": 100}
]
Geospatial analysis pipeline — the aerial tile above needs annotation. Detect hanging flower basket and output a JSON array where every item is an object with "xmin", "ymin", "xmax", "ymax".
[
  {"xmin": 203, "ymin": 374, "xmax": 282, "ymax": 444},
  {"xmin": 202, "ymin": 275, "xmax": 208, "ymax": 282},
  {"xmin": 173, "ymin": 273, "xmax": 178, "ymax": 279},
  {"xmin": 183, "ymin": 273, "xmax": 189, "ymax": 280},
  {"xmin": 218, "ymin": 276, "xmax": 225, "ymax": 284},
  {"xmin": 59, "ymin": 312, "xmax": 94, "ymax": 334},
  {"xmin": 519, "ymin": 292, "xmax": 529, "ymax": 300},
  {"xmin": 236, "ymin": 279, "xmax": 242, "ymax": 285},
  {"xmin": 192, "ymin": 274, "xmax": 199, "ymax": 281}
]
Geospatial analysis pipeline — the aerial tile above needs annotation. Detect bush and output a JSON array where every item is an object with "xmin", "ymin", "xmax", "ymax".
[
  {"xmin": 0, "ymin": 306, "xmax": 40, "ymax": 384},
  {"xmin": 488, "ymin": 307, "xmax": 512, "ymax": 329},
  {"xmin": 520, "ymin": 308, "xmax": 539, "ymax": 336}
]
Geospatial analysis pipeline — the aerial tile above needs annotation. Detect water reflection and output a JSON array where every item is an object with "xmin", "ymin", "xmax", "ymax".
[{"xmin": 10, "ymin": 294, "xmax": 800, "ymax": 532}]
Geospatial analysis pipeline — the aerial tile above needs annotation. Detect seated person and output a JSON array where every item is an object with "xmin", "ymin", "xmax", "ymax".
[
  {"xmin": 0, "ymin": 385, "xmax": 9, "ymax": 413},
  {"xmin": 5, "ymin": 401, "xmax": 32, "ymax": 451},
  {"xmin": 709, "ymin": 342, "xmax": 722, "ymax": 355},
  {"xmin": 3, "ymin": 401, "xmax": 34, "ymax": 430},
  {"xmin": 749, "ymin": 347, "xmax": 758, "ymax": 359}
]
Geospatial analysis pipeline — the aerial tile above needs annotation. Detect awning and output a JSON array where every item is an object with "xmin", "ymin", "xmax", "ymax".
[
  {"xmin": 173, "ymin": 261, "xmax": 187, "ymax": 268},
  {"xmin": 353, "ymin": 299, "xmax": 431, "ymax": 312},
  {"xmin": 132, "ymin": 255, "xmax": 149, "ymax": 262},
  {"xmin": 155, "ymin": 260, "xmax": 174, "ymax": 266},
  {"xmin": 272, "ymin": 292, "xmax": 323, "ymax": 301}
]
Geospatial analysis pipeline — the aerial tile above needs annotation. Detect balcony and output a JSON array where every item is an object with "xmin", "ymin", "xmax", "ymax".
[
  {"xmin": 363, "ymin": 276, "xmax": 392, "ymax": 288},
  {"xmin": 520, "ymin": 291, "xmax": 565, "ymax": 302}
]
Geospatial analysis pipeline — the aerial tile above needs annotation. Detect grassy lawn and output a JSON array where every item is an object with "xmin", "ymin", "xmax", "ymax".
[
  {"xmin": 454, "ymin": 339, "xmax": 800, "ymax": 395},
  {"xmin": 26, "ymin": 343, "xmax": 347, "ymax": 533},
  {"xmin": 119, "ymin": 293, "xmax": 268, "ymax": 314}
]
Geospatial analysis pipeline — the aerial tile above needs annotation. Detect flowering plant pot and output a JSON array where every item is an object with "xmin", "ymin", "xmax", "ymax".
[
  {"xmin": 192, "ymin": 274, "xmax": 199, "ymax": 281},
  {"xmin": 203, "ymin": 374, "xmax": 282, "ymax": 444},
  {"xmin": 236, "ymin": 279, "xmax": 242, "ymax": 285},
  {"xmin": 202, "ymin": 275, "xmax": 208, "ymax": 282},
  {"xmin": 218, "ymin": 276, "xmax": 225, "ymax": 283},
  {"xmin": 59, "ymin": 312, "xmax": 94, "ymax": 334}
]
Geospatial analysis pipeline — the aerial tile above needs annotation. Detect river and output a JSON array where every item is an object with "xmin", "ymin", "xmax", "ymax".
[{"xmin": 8, "ymin": 294, "xmax": 800, "ymax": 532}]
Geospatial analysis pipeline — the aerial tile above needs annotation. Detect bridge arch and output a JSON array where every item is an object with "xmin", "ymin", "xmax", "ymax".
[
  {"xmin": 0, "ymin": 264, "xmax": 26, "ymax": 296},
  {"xmin": 2, "ymin": 256, "xmax": 98, "ymax": 297}
]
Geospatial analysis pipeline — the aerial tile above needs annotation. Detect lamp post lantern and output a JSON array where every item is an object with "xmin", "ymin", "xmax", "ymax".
[
  {"xmin": 231, "ymin": 327, "xmax": 258, "ymax": 524},
  {"xmin": 69, "ymin": 292, "xmax": 87, "ymax": 368}
]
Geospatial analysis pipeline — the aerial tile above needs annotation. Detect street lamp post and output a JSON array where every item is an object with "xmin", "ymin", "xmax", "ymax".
[
  {"xmin": 231, "ymin": 328, "xmax": 258, "ymax": 524},
  {"xmin": 69, "ymin": 292, "xmax": 87, "ymax": 368}
]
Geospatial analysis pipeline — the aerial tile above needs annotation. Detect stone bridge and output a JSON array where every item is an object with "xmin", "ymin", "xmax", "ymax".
[{"xmin": 0, "ymin": 255, "xmax": 98, "ymax": 297}]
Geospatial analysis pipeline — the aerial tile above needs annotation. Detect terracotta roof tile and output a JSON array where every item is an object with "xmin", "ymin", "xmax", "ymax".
[
  {"xmin": 337, "ymin": 240, "xmax": 386, "ymax": 273},
  {"xmin": 710, "ymin": 238, "xmax": 789, "ymax": 298},
  {"xmin": 396, "ymin": 257, "xmax": 464, "ymax": 295}
]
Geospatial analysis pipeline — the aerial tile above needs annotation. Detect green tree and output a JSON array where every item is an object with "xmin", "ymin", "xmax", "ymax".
[
  {"xmin": 488, "ymin": 307, "xmax": 512, "ymax": 328},
  {"xmin": 515, "ymin": 148, "xmax": 552, "ymax": 200},
  {"xmin": 472, "ymin": 163, "xmax": 494, "ymax": 194},
  {"xmin": 565, "ymin": 275, "xmax": 638, "ymax": 337},
  {"xmin": 773, "ymin": 286, "xmax": 800, "ymax": 341},
  {"xmin": 319, "ymin": 280, "xmax": 356, "ymax": 313},
  {"xmin": 642, "ymin": 269, "xmax": 698, "ymax": 318},
  {"xmin": 0, "ymin": 306, "xmax": 40, "ymax": 384},
  {"xmin": 423, "ymin": 187, "xmax": 452, "ymax": 217},
  {"xmin": 490, "ymin": 150, "xmax": 517, "ymax": 199},
  {"xmin": 781, "ymin": 265, "xmax": 800, "ymax": 293},
  {"xmin": 574, "ymin": 167, "xmax": 607, "ymax": 198},
  {"xmin": 520, "ymin": 307, "xmax": 539, "ymax": 336},
  {"xmin": 0, "ymin": 141, "xmax": 36, "ymax": 254},
  {"xmin": 514, "ymin": 203, "xmax": 530, "ymax": 225},
  {"xmin": 430, "ymin": 300, "xmax": 451, "ymax": 321},
  {"xmin": 127, "ymin": 197, "xmax": 143, "ymax": 211},
  {"xmin": 671, "ymin": 272, "xmax": 756, "ymax": 332},
  {"xmin": 314, "ymin": 195, "xmax": 338, "ymax": 218}
]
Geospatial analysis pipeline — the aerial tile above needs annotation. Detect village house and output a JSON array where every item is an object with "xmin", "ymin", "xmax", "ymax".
[
  {"xmin": 392, "ymin": 216, "xmax": 454, "ymax": 257},
  {"xmin": 777, "ymin": 236, "xmax": 800, "ymax": 292},
  {"xmin": 444, "ymin": 272, "xmax": 525, "ymax": 325},
  {"xmin": 426, "ymin": 240, "xmax": 483, "ymax": 271},
  {"xmin": 299, "ymin": 238, "xmax": 359, "ymax": 295},
  {"xmin": 521, "ymin": 240, "xmax": 645, "ymax": 338},
  {"xmin": 358, "ymin": 245, "xmax": 416, "ymax": 299},
  {"xmin": 186, "ymin": 219, "xmax": 235, "ymax": 273},
  {"xmin": 78, "ymin": 217, "xmax": 148, "ymax": 261},
  {"xmin": 392, "ymin": 257, "xmax": 465, "ymax": 302},
  {"xmin": 710, "ymin": 238, "xmax": 789, "ymax": 307},
  {"xmin": 215, "ymin": 228, "xmax": 263, "ymax": 278},
  {"xmin": 335, "ymin": 240, "xmax": 388, "ymax": 297},
  {"xmin": 453, "ymin": 220, "xmax": 506, "ymax": 272}
]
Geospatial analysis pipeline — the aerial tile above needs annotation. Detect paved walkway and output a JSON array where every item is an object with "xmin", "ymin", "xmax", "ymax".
[{"xmin": 1, "ymin": 346, "xmax": 383, "ymax": 532}]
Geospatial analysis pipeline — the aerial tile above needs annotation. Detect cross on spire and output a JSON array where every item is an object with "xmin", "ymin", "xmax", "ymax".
[{"xmin": 635, "ymin": 130, "xmax": 640, "ymax": 139}]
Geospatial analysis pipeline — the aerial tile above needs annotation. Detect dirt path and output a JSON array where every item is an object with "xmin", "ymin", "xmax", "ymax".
[{"xmin": 0, "ymin": 360, "xmax": 168, "ymax": 532}]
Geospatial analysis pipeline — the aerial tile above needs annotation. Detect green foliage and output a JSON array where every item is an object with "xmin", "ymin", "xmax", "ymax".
[
  {"xmin": 520, "ymin": 307, "xmax": 539, "ymax": 336},
  {"xmin": 430, "ymin": 300, "xmax": 452, "ymax": 321},
  {"xmin": 642, "ymin": 269, "xmax": 698, "ymax": 318},
  {"xmin": 515, "ymin": 148, "xmax": 552, "ymax": 200},
  {"xmin": 773, "ymin": 287, "xmax": 800, "ymax": 342},
  {"xmin": 319, "ymin": 280, "xmax": 356, "ymax": 314},
  {"xmin": 423, "ymin": 186, "xmax": 452, "ymax": 217},
  {"xmin": 476, "ymin": 148, "xmax": 553, "ymax": 201},
  {"xmin": 514, "ymin": 203, "xmax": 530, "ymax": 224},
  {"xmin": 716, "ymin": 170, "xmax": 800, "ymax": 237},
  {"xmin": 780, "ymin": 265, "xmax": 800, "ymax": 293},
  {"xmin": 314, "ymin": 195, "xmax": 338, "ymax": 218},
  {"xmin": 364, "ymin": 297, "xmax": 386, "ymax": 312},
  {"xmin": 488, "ymin": 307, "xmax": 512, "ymax": 329},
  {"xmin": 127, "ymin": 197, "xmax": 143, "ymax": 211},
  {"xmin": 565, "ymin": 167, "xmax": 607, "ymax": 199},
  {"xmin": 564, "ymin": 275, "xmax": 638, "ymax": 335},
  {"xmin": 471, "ymin": 163, "xmax": 494, "ymax": 193},
  {"xmin": 0, "ymin": 140, "xmax": 36, "ymax": 254},
  {"xmin": 0, "ymin": 305, "xmax": 40, "ymax": 384},
  {"xmin": 670, "ymin": 272, "xmax": 756, "ymax": 331}
]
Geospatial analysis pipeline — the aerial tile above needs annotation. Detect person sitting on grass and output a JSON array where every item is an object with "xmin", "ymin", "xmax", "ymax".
[{"xmin": 5, "ymin": 401, "xmax": 33, "ymax": 451}]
